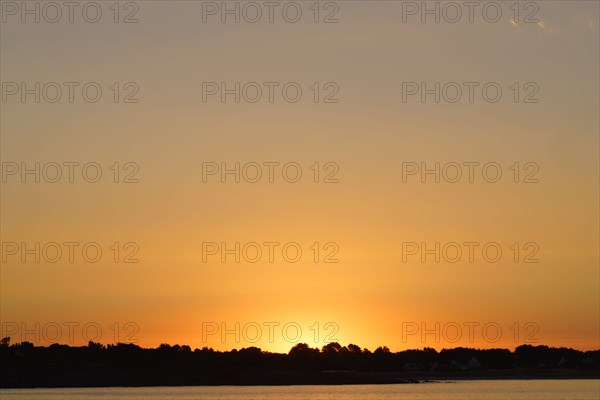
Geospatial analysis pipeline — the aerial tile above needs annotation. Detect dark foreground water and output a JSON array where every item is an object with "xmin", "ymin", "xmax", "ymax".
[{"xmin": 1, "ymin": 380, "xmax": 599, "ymax": 400}]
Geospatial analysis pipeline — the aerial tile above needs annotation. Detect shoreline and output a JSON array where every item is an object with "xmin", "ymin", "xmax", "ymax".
[{"xmin": 2, "ymin": 371, "xmax": 599, "ymax": 389}]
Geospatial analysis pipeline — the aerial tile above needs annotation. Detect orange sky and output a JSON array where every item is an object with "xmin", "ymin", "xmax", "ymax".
[{"xmin": 1, "ymin": 1, "xmax": 599, "ymax": 353}]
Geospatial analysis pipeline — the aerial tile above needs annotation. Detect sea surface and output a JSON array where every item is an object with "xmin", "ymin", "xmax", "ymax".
[{"xmin": 1, "ymin": 380, "xmax": 599, "ymax": 400}]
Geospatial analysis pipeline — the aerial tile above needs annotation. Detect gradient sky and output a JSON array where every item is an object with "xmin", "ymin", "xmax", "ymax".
[{"xmin": 1, "ymin": 1, "xmax": 598, "ymax": 353}]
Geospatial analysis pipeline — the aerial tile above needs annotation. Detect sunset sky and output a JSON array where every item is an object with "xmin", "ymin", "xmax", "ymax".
[{"xmin": 1, "ymin": 1, "xmax": 598, "ymax": 353}]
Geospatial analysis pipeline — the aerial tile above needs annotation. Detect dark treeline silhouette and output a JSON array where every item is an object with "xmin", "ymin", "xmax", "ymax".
[{"xmin": 1, "ymin": 337, "xmax": 598, "ymax": 388}]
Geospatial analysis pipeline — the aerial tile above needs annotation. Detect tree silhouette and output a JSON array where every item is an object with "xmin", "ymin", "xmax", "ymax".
[{"xmin": 0, "ymin": 338, "xmax": 597, "ymax": 388}]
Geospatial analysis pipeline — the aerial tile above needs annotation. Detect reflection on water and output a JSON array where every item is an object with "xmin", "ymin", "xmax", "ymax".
[{"xmin": 1, "ymin": 380, "xmax": 599, "ymax": 400}]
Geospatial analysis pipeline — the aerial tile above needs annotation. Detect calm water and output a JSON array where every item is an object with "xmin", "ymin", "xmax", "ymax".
[{"xmin": 1, "ymin": 380, "xmax": 599, "ymax": 400}]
